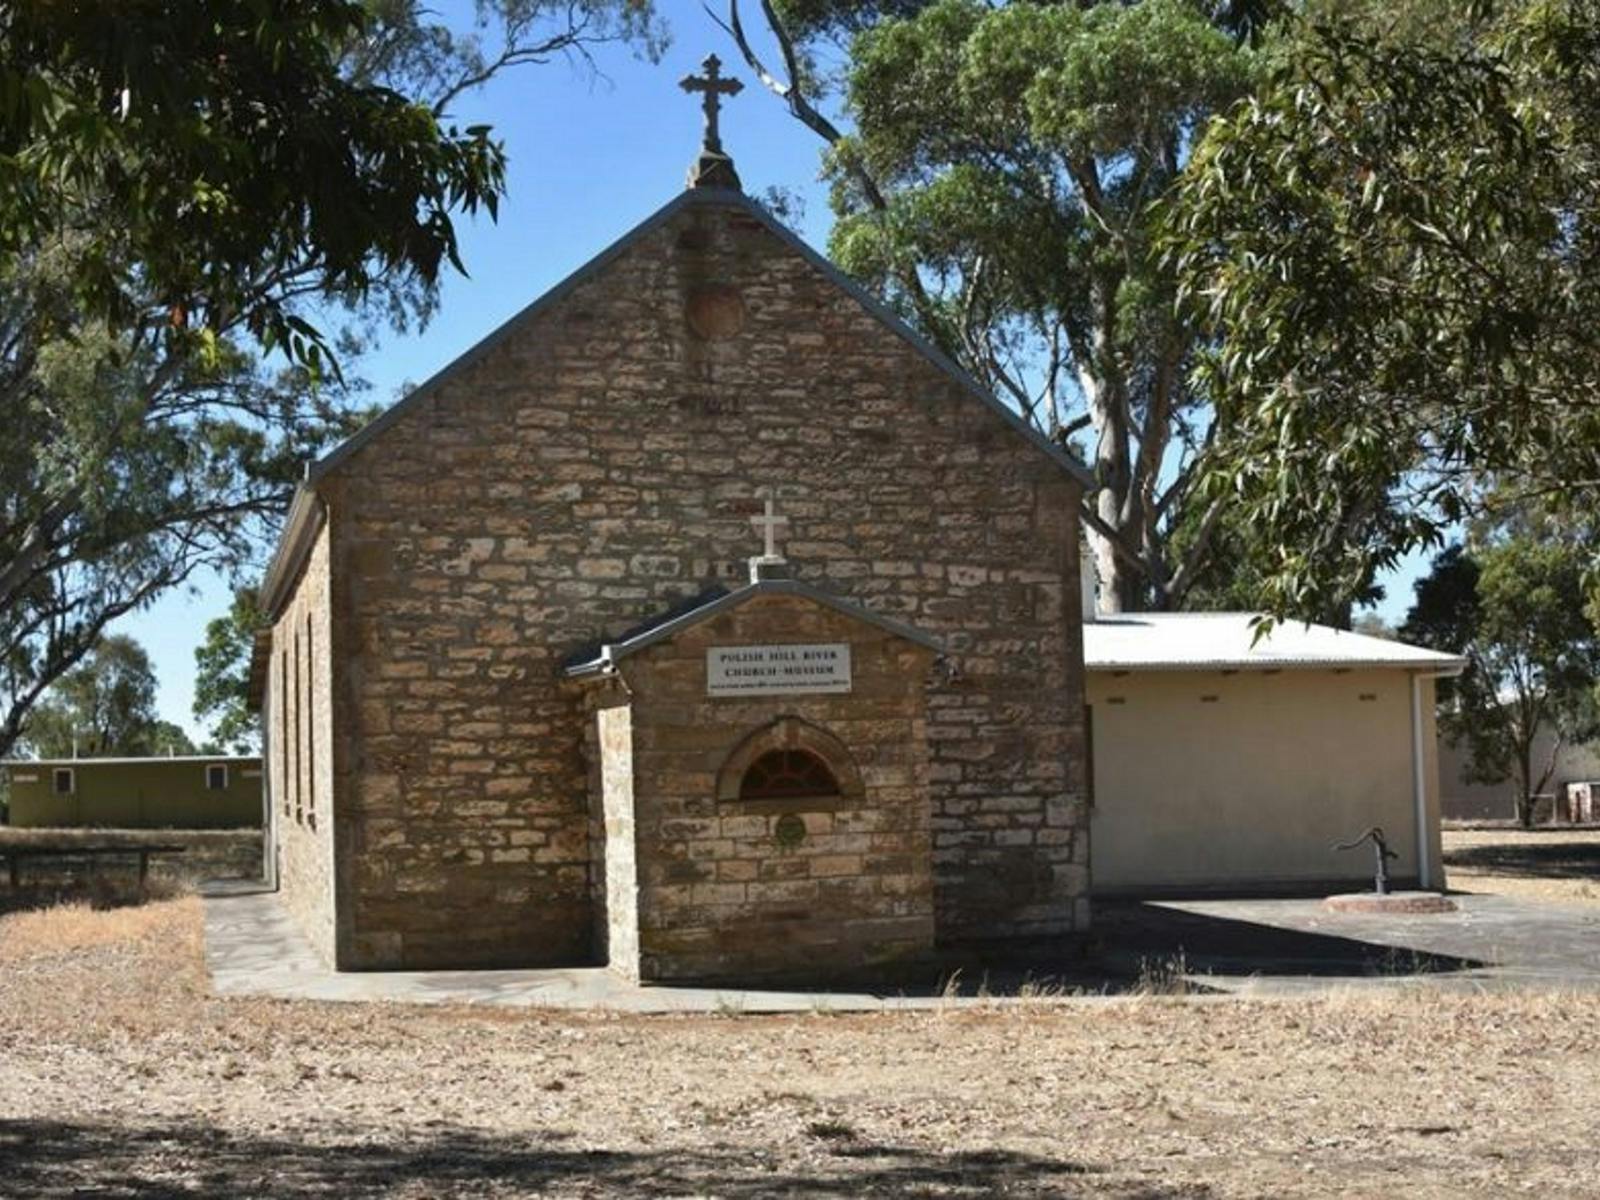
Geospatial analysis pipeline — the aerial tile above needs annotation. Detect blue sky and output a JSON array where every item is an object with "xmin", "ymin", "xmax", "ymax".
[
  {"xmin": 114, "ymin": 8, "xmax": 1428, "ymax": 745},
  {"xmin": 119, "ymin": 11, "xmax": 842, "ymax": 745}
]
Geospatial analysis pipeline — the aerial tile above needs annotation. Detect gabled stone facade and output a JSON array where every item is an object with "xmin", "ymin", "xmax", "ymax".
[{"xmin": 254, "ymin": 182, "xmax": 1092, "ymax": 972}]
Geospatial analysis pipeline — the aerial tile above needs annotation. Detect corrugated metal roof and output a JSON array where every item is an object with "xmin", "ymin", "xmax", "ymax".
[{"xmin": 1083, "ymin": 613, "xmax": 1467, "ymax": 672}]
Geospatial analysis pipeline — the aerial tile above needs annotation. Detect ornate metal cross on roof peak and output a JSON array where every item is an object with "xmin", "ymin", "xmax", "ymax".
[
  {"xmin": 681, "ymin": 54, "xmax": 742, "ymax": 155},
  {"xmin": 680, "ymin": 54, "xmax": 744, "ymax": 190}
]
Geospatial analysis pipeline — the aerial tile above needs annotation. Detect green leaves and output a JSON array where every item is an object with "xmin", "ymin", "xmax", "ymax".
[
  {"xmin": 816, "ymin": 0, "xmax": 1259, "ymax": 610},
  {"xmin": 1401, "ymin": 515, "xmax": 1600, "ymax": 824},
  {"xmin": 0, "ymin": 0, "xmax": 510, "ymax": 372},
  {"xmin": 1168, "ymin": 0, "xmax": 1600, "ymax": 624},
  {"xmin": 0, "ymin": 1, "xmax": 661, "ymax": 762},
  {"xmin": 846, "ymin": 0, "xmax": 1250, "ymax": 182},
  {"xmin": 194, "ymin": 588, "xmax": 265, "ymax": 755},
  {"xmin": 20, "ymin": 635, "xmax": 185, "ymax": 758},
  {"xmin": 1009, "ymin": 1, "xmax": 1246, "ymax": 159}
]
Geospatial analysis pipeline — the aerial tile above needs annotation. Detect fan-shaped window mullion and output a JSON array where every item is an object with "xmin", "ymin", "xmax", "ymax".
[{"xmin": 740, "ymin": 749, "xmax": 841, "ymax": 802}]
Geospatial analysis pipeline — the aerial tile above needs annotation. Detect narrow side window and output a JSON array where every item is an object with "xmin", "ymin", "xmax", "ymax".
[
  {"xmin": 293, "ymin": 626, "xmax": 303, "ymax": 824},
  {"xmin": 306, "ymin": 612, "xmax": 315, "ymax": 818},
  {"xmin": 279, "ymin": 649, "xmax": 290, "ymax": 816}
]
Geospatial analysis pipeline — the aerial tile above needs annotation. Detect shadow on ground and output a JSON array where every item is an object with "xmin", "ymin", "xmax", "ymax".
[
  {"xmin": 1087, "ymin": 903, "xmax": 1483, "ymax": 982},
  {"xmin": 648, "ymin": 903, "xmax": 1486, "ymax": 1001},
  {"xmin": 0, "ymin": 1119, "xmax": 1206, "ymax": 1198},
  {"xmin": 1445, "ymin": 838, "xmax": 1600, "ymax": 881}
]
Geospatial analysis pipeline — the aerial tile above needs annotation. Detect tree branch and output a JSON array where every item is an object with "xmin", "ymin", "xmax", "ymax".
[{"xmin": 713, "ymin": 0, "xmax": 954, "ymax": 357}]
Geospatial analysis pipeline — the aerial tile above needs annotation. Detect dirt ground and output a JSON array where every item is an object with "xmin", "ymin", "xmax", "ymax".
[
  {"xmin": 1443, "ymin": 827, "xmax": 1600, "ymax": 906},
  {"xmin": 2, "ymin": 892, "xmax": 1598, "ymax": 1197}
]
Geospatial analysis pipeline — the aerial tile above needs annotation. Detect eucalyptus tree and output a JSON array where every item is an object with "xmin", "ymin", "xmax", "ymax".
[
  {"xmin": 1402, "ymin": 520, "xmax": 1600, "ymax": 828},
  {"xmin": 193, "ymin": 589, "xmax": 267, "ymax": 757},
  {"xmin": 20, "ymin": 635, "xmax": 195, "ymax": 759},
  {"xmin": 720, "ymin": 0, "xmax": 1261, "ymax": 612},
  {"xmin": 0, "ymin": 0, "xmax": 665, "ymax": 760},
  {"xmin": 1168, "ymin": 0, "xmax": 1600, "ymax": 624}
]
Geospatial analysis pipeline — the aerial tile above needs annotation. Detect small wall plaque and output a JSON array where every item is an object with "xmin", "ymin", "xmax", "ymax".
[{"xmin": 707, "ymin": 643, "xmax": 851, "ymax": 696}]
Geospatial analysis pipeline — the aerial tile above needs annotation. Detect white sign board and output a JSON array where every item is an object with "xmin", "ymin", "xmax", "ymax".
[{"xmin": 707, "ymin": 643, "xmax": 852, "ymax": 696}]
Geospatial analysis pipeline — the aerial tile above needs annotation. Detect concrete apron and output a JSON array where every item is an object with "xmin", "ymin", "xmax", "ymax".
[
  {"xmin": 202, "ymin": 883, "xmax": 964, "ymax": 1013},
  {"xmin": 201, "ymin": 883, "xmax": 1600, "ymax": 1012}
]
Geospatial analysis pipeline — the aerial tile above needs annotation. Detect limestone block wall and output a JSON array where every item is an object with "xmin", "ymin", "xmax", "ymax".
[
  {"xmin": 596, "ymin": 703, "xmax": 640, "ymax": 982},
  {"xmin": 615, "ymin": 594, "xmax": 936, "ymax": 982},
  {"xmin": 321, "ymin": 485, "xmax": 592, "ymax": 970},
  {"xmin": 316, "ymin": 192, "xmax": 1088, "ymax": 968},
  {"xmin": 269, "ymin": 521, "xmax": 338, "ymax": 963}
]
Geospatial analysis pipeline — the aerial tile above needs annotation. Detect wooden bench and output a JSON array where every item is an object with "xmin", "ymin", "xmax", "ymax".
[{"xmin": 1, "ymin": 844, "xmax": 187, "ymax": 890}]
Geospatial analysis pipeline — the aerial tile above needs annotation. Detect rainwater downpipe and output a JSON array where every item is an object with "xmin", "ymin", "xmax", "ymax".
[{"xmin": 1410, "ymin": 665, "xmax": 1465, "ymax": 890}]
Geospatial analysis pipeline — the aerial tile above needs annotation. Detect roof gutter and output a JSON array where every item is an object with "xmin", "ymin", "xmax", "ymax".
[
  {"xmin": 1411, "ymin": 664, "xmax": 1466, "ymax": 891},
  {"xmin": 1084, "ymin": 659, "xmax": 1468, "ymax": 673},
  {"xmin": 258, "ymin": 484, "xmax": 325, "ymax": 622}
]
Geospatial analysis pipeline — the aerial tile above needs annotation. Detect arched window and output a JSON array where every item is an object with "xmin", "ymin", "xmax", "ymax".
[
  {"xmin": 715, "ymin": 717, "xmax": 866, "ymax": 809},
  {"xmin": 739, "ymin": 749, "xmax": 841, "ymax": 802}
]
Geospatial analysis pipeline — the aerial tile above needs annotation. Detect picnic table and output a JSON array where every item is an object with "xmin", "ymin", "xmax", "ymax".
[{"xmin": 0, "ymin": 842, "xmax": 187, "ymax": 889}]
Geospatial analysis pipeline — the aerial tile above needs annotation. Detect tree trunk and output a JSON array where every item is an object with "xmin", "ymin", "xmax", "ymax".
[
  {"xmin": 1517, "ymin": 739, "xmax": 1536, "ymax": 829},
  {"xmin": 1081, "ymin": 312, "xmax": 1142, "ymax": 615},
  {"xmin": 1089, "ymin": 519, "xmax": 1142, "ymax": 615}
]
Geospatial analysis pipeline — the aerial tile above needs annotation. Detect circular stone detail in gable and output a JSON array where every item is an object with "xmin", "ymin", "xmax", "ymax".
[{"xmin": 685, "ymin": 283, "xmax": 746, "ymax": 340}]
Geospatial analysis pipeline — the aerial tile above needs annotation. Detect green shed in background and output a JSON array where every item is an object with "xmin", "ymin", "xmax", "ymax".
[{"xmin": 1, "ymin": 756, "xmax": 263, "ymax": 828}]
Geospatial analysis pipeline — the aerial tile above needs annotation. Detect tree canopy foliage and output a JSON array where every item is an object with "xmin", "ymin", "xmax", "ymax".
[
  {"xmin": 725, "ymin": 0, "xmax": 1260, "ymax": 612},
  {"xmin": 0, "ymin": 1, "xmax": 662, "ymax": 762},
  {"xmin": 0, "ymin": 0, "xmax": 510, "ymax": 370},
  {"xmin": 1402, "ymin": 513, "xmax": 1600, "ymax": 826},
  {"xmin": 1169, "ymin": 0, "xmax": 1600, "ymax": 622},
  {"xmin": 193, "ymin": 589, "xmax": 265, "ymax": 757},
  {"xmin": 20, "ymin": 634, "xmax": 194, "ymax": 759}
]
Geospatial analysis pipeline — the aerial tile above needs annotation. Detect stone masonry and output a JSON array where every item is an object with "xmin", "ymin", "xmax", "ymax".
[
  {"xmin": 582, "ymin": 590, "xmax": 937, "ymax": 982},
  {"xmin": 594, "ymin": 703, "xmax": 640, "ymax": 977},
  {"xmin": 257, "ymin": 183, "xmax": 1091, "ymax": 971},
  {"xmin": 265, "ymin": 522, "xmax": 338, "ymax": 963}
]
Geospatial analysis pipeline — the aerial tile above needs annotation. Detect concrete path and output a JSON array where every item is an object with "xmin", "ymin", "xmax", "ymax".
[
  {"xmin": 201, "ymin": 884, "xmax": 953, "ymax": 1012},
  {"xmin": 202, "ymin": 883, "xmax": 1600, "ymax": 1012},
  {"xmin": 1104, "ymin": 893, "xmax": 1600, "ymax": 996}
]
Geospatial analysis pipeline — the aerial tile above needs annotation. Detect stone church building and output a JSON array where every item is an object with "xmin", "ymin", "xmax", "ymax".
[{"xmin": 250, "ymin": 75, "xmax": 1093, "ymax": 977}]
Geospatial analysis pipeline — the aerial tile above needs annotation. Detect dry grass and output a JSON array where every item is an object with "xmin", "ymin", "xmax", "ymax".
[
  {"xmin": 1, "ymin": 898, "xmax": 1597, "ymax": 1196},
  {"xmin": 1443, "ymin": 827, "xmax": 1600, "ymax": 906},
  {"xmin": 0, "ymin": 879, "xmax": 191, "ymax": 961}
]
